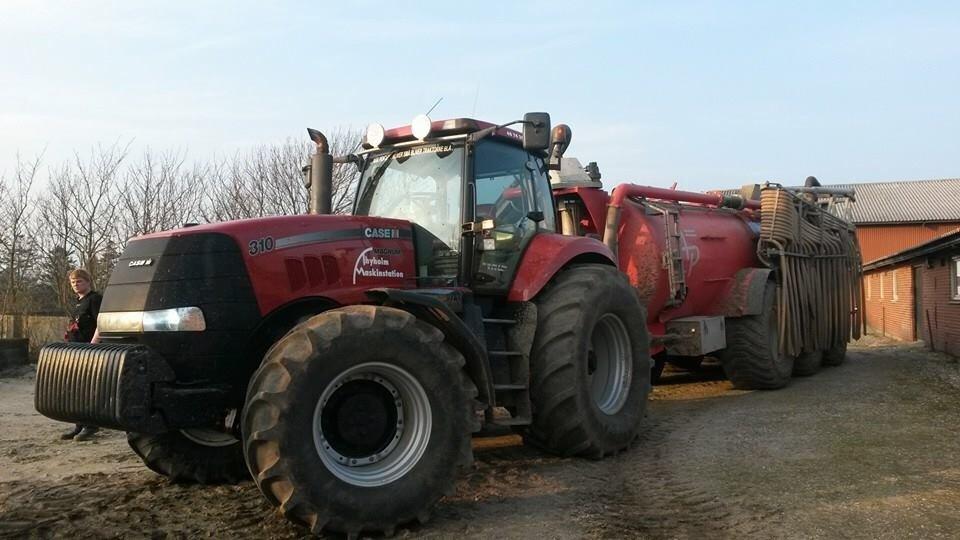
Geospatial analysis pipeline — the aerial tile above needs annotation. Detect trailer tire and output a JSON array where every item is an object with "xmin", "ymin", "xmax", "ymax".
[
  {"xmin": 822, "ymin": 342, "xmax": 848, "ymax": 366},
  {"xmin": 719, "ymin": 281, "xmax": 794, "ymax": 389},
  {"xmin": 792, "ymin": 350, "xmax": 822, "ymax": 377},
  {"xmin": 529, "ymin": 264, "xmax": 650, "ymax": 458},
  {"xmin": 242, "ymin": 305, "xmax": 477, "ymax": 537},
  {"xmin": 127, "ymin": 430, "xmax": 248, "ymax": 484}
]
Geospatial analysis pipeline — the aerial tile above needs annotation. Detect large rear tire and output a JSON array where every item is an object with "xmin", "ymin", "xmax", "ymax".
[
  {"xmin": 822, "ymin": 342, "xmax": 848, "ymax": 366},
  {"xmin": 127, "ymin": 430, "xmax": 248, "ymax": 484},
  {"xmin": 719, "ymin": 281, "xmax": 794, "ymax": 389},
  {"xmin": 528, "ymin": 264, "xmax": 650, "ymax": 458},
  {"xmin": 793, "ymin": 350, "xmax": 823, "ymax": 377},
  {"xmin": 242, "ymin": 306, "xmax": 477, "ymax": 537}
]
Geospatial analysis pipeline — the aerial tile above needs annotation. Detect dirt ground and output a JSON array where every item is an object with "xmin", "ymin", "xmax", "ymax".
[{"xmin": 4, "ymin": 337, "xmax": 960, "ymax": 539}]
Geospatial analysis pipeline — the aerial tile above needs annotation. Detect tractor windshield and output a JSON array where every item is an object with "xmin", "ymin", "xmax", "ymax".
[{"xmin": 355, "ymin": 143, "xmax": 463, "ymax": 252}]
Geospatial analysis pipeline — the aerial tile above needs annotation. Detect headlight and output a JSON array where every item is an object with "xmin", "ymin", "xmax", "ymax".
[{"xmin": 98, "ymin": 307, "xmax": 207, "ymax": 333}]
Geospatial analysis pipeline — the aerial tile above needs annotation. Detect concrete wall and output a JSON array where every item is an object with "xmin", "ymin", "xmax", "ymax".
[{"xmin": 864, "ymin": 265, "xmax": 915, "ymax": 341}]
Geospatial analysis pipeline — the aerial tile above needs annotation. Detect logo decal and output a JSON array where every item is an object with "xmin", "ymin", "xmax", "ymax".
[
  {"xmin": 128, "ymin": 258, "xmax": 154, "ymax": 268},
  {"xmin": 352, "ymin": 247, "xmax": 405, "ymax": 284},
  {"xmin": 364, "ymin": 227, "xmax": 401, "ymax": 239}
]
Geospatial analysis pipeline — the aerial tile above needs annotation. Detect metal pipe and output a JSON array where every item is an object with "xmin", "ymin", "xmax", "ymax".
[
  {"xmin": 609, "ymin": 184, "xmax": 761, "ymax": 210},
  {"xmin": 307, "ymin": 128, "xmax": 333, "ymax": 215}
]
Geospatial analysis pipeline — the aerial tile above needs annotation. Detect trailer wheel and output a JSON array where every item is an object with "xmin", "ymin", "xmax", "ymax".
[
  {"xmin": 822, "ymin": 342, "xmax": 848, "ymax": 366},
  {"xmin": 127, "ymin": 430, "xmax": 248, "ymax": 484},
  {"xmin": 792, "ymin": 350, "xmax": 822, "ymax": 377},
  {"xmin": 529, "ymin": 264, "xmax": 650, "ymax": 458},
  {"xmin": 242, "ymin": 305, "xmax": 477, "ymax": 537},
  {"xmin": 719, "ymin": 281, "xmax": 794, "ymax": 389}
]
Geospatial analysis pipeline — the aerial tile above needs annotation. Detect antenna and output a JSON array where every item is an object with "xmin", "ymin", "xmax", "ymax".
[
  {"xmin": 425, "ymin": 97, "xmax": 443, "ymax": 116},
  {"xmin": 471, "ymin": 85, "xmax": 480, "ymax": 116}
]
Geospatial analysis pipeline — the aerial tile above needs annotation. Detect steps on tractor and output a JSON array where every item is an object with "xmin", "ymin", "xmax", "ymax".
[{"xmin": 481, "ymin": 304, "xmax": 537, "ymax": 427}]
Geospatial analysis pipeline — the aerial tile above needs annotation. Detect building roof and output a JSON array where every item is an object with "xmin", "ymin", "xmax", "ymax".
[
  {"xmin": 863, "ymin": 227, "xmax": 960, "ymax": 271},
  {"xmin": 826, "ymin": 178, "xmax": 960, "ymax": 225},
  {"xmin": 718, "ymin": 178, "xmax": 960, "ymax": 225}
]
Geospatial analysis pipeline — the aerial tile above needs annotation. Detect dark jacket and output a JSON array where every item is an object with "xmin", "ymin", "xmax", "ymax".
[{"xmin": 66, "ymin": 291, "xmax": 102, "ymax": 343}]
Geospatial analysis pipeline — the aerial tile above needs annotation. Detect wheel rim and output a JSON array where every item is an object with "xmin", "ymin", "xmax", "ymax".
[
  {"xmin": 588, "ymin": 313, "xmax": 633, "ymax": 415},
  {"xmin": 180, "ymin": 429, "xmax": 238, "ymax": 447},
  {"xmin": 313, "ymin": 362, "xmax": 432, "ymax": 487}
]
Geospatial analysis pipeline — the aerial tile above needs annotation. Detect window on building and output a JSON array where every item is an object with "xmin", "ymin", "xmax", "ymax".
[
  {"xmin": 952, "ymin": 257, "xmax": 960, "ymax": 301},
  {"xmin": 867, "ymin": 274, "xmax": 872, "ymax": 299},
  {"xmin": 880, "ymin": 272, "xmax": 885, "ymax": 299},
  {"xmin": 892, "ymin": 269, "xmax": 899, "ymax": 302}
]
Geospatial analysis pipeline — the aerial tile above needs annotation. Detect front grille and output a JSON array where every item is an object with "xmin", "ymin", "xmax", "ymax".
[{"xmin": 35, "ymin": 342, "xmax": 173, "ymax": 432}]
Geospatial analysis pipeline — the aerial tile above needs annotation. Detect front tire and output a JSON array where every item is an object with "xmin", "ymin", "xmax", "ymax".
[
  {"xmin": 528, "ymin": 264, "xmax": 651, "ymax": 458},
  {"xmin": 127, "ymin": 430, "xmax": 247, "ymax": 484},
  {"xmin": 242, "ymin": 306, "xmax": 477, "ymax": 537}
]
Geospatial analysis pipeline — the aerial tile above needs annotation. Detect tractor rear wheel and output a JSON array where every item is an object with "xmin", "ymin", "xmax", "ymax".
[
  {"xmin": 719, "ymin": 281, "xmax": 794, "ymax": 389},
  {"xmin": 792, "ymin": 350, "xmax": 823, "ymax": 376},
  {"xmin": 242, "ymin": 306, "xmax": 477, "ymax": 537},
  {"xmin": 822, "ymin": 342, "xmax": 848, "ymax": 366},
  {"xmin": 127, "ymin": 430, "xmax": 248, "ymax": 484},
  {"xmin": 528, "ymin": 264, "xmax": 650, "ymax": 458}
]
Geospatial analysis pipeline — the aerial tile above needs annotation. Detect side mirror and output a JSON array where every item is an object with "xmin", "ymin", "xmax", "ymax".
[{"xmin": 522, "ymin": 112, "xmax": 551, "ymax": 151}]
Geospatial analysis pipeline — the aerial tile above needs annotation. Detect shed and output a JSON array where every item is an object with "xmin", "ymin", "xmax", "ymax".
[{"xmin": 862, "ymin": 229, "xmax": 960, "ymax": 355}]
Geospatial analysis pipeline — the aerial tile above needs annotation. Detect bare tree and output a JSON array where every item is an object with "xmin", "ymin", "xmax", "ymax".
[
  {"xmin": 119, "ymin": 148, "xmax": 203, "ymax": 240},
  {"xmin": 41, "ymin": 142, "xmax": 130, "ymax": 290},
  {"xmin": 201, "ymin": 127, "xmax": 361, "ymax": 221},
  {"xmin": 0, "ymin": 154, "xmax": 42, "ymax": 337}
]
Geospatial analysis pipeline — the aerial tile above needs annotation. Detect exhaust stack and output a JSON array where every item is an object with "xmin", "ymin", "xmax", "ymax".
[{"xmin": 306, "ymin": 128, "xmax": 333, "ymax": 215}]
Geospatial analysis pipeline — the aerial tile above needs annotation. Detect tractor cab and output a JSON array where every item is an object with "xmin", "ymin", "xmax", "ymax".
[{"xmin": 348, "ymin": 115, "xmax": 557, "ymax": 294}]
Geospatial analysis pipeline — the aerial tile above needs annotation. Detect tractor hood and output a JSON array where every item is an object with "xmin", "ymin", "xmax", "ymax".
[{"xmin": 107, "ymin": 214, "xmax": 418, "ymax": 319}]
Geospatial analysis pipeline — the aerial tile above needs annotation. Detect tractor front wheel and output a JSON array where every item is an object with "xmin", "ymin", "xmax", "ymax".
[
  {"xmin": 242, "ymin": 305, "xmax": 477, "ymax": 537},
  {"xmin": 127, "ymin": 430, "xmax": 248, "ymax": 484}
]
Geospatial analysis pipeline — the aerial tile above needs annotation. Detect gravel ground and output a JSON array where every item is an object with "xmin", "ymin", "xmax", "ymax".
[{"xmin": 3, "ymin": 337, "xmax": 960, "ymax": 539}]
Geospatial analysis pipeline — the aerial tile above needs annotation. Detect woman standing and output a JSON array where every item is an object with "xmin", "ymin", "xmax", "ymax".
[{"xmin": 60, "ymin": 268, "xmax": 102, "ymax": 442}]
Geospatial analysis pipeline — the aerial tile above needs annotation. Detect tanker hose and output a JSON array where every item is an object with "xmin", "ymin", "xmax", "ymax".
[{"xmin": 759, "ymin": 186, "xmax": 863, "ymax": 357}]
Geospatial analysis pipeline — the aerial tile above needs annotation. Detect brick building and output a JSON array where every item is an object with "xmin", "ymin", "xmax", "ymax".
[
  {"xmin": 822, "ymin": 178, "xmax": 960, "ymax": 262},
  {"xmin": 862, "ymin": 229, "xmax": 960, "ymax": 355}
]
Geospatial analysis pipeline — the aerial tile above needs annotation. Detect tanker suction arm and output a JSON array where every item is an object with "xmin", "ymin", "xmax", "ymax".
[{"xmin": 601, "ymin": 184, "xmax": 761, "ymax": 259}]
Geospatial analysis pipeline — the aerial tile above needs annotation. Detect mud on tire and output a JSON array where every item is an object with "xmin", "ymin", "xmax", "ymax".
[
  {"xmin": 719, "ymin": 281, "xmax": 794, "ymax": 390},
  {"xmin": 242, "ymin": 305, "xmax": 478, "ymax": 537},
  {"xmin": 128, "ymin": 430, "xmax": 247, "ymax": 484},
  {"xmin": 528, "ymin": 264, "xmax": 651, "ymax": 458}
]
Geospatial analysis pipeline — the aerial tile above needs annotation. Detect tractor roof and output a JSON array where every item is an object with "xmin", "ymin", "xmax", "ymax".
[{"xmin": 365, "ymin": 118, "xmax": 523, "ymax": 149}]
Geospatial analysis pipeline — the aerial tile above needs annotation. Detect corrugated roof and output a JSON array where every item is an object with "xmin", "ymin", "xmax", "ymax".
[
  {"xmin": 863, "ymin": 227, "xmax": 960, "ymax": 271},
  {"xmin": 717, "ymin": 178, "xmax": 960, "ymax": 225}
]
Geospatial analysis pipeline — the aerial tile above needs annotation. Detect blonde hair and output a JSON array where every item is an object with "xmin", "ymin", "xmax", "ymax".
[{"xmin": 68, "ymin": 268, "xmax": 93, "ymax": 282}]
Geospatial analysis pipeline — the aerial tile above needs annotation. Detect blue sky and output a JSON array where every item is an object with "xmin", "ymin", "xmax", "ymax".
[{"xmin": 2, "ymin": 1, "xmax": 958, "ymax": 191}]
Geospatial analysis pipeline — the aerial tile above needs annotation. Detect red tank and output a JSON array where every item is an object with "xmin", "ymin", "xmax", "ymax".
[{"xmin": 555, "ymin": 183, "xmax": 762, "ymax": 342}]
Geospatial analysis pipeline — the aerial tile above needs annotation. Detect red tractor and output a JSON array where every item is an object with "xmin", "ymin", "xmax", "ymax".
[{"xmin": 35, "ymin": 113, "xmax": 861, "ymax": 536}]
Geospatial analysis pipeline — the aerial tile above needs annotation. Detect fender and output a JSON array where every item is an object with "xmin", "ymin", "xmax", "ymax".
[
  {"xmin": 507, "ymin": 234, "xmax": 616, "ymax": 302},
  {"xmin": 366, "ymin": 288, "xmax": 495, "ymax": 410},
  {"xmin": 714, "ymin": 267, "xmax": 773, "ymax": 317}
]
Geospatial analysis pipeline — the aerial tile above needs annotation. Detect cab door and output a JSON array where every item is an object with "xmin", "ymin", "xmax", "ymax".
[{"xmin": 471, "ymin": 139, "xmax": 556, "ymax": 294}]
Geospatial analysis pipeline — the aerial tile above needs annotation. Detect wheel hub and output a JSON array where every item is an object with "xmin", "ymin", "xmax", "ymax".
[
  {"xmin": 313, "ymin": 362, "xmax": 432, "ymax": 487},
  {"xmin": 319, "ymin": 378, "xmax": 402, "ymax": 464},
  {"xmin": 588, "ymin": 313, "xmax": 633, "ymax": 415}
]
